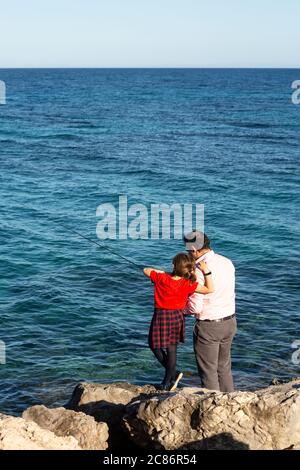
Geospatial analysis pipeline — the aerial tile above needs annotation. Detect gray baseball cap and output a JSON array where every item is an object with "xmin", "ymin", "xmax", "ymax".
[{"xmin": 183, "ymin": 230, "xmax": 210, "ymax": 251}]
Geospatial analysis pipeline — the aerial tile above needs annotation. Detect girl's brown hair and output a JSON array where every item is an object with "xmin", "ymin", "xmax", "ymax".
[{"xmin": 172, "ymin": 253, "xmax": 196, "ymax": 283}]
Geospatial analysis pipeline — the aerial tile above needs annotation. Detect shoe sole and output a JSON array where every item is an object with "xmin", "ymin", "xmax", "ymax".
[{"xmin": 169, "ymin": 372, "xmax": 183, "ymax": 391}]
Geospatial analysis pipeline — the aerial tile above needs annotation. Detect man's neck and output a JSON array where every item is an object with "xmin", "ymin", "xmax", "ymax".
[{"xmin": 196, "ymin": 249, "xmax": 211, "ymax": 261}]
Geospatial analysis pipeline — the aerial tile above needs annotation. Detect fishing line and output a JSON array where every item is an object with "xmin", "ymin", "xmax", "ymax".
[{"xmin": 45, "ymin": 217, "xmax": 144, "ymax": 270}]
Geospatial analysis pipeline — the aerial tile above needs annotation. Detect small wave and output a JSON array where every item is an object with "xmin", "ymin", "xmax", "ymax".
[
  {"xmin": 164, "ymin": 130, "xmax": 290, "ymax": 143},
  {"xmin": 42, "ymin": 133, "xmax": 83, "ymax": 140},
  {"xmin": 0, "ymin": 138, "xmax": 21, "ymax": 144},
  {"xmin": 228, "ymin": 122, "xmax": 272, "ymax": 129},
  {"xmin": 122, "ymin": 168, "xmax": 165, "ymax": 176},
  {"xmin": 68, "ymin": 121, "xmax": 101, "ymax": 129}
]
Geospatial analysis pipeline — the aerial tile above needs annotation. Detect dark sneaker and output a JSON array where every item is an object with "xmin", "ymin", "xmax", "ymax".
[
  {"xmin": 169, "ymin": 372, "xmax": 183, "ymax": 391},
  {"xmin": 159, "ymin": 382, "xmax": 172, "ymax": 391}
]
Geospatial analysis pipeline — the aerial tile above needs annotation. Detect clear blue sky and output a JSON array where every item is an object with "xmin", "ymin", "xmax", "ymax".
[{"xmin": 0, "ymin": 0, "xmax": 299, "ymax": 67}]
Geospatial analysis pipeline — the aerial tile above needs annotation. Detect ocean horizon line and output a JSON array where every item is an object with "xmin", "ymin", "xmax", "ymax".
[{"xmin": 0, "ymin": 66, "xmax": 300, "ymax": 70}]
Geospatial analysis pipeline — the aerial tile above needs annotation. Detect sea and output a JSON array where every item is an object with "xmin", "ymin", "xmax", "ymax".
[{"xmin": 0, "ymin": 68, "xmax": 299, "ymax": 415}]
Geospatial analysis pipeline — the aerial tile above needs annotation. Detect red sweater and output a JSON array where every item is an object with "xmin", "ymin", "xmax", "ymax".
[{"xmin": 150, "ymin": 271, "xmax": 198, "ymax": 309}]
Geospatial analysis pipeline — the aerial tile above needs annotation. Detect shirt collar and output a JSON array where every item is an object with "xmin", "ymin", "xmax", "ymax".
[{"xmin": 196, "ymin": 249, "xmax": 215, "ymax": 263}]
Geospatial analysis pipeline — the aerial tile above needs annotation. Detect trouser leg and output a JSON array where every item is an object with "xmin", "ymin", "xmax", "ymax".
[
  {"xmin": 193, "ymin": 322, "xmax": 220, "ymax": 391},
  {"xmin": 218, "ymin": 318, "xmax": 236, "ymax": 392}
]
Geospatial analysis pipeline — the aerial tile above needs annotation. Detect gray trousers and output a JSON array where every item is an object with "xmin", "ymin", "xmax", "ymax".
[{"xmin": 193, "ymin": 317, "xmax": 237, "ymax": 392}]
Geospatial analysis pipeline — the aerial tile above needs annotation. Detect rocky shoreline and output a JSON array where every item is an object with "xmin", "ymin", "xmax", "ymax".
[{"xmin": 0, "ymin": 378, "xmax": 299, "ymax": 450}]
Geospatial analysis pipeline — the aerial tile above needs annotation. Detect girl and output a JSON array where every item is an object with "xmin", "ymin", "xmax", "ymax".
[{"xmin": 143, "ymin": 252, "xmax": 214, "ymax": 391}]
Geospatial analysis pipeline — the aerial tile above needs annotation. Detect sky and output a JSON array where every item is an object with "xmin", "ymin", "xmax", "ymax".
[{"xmin": 0, "ymin": 0, "xmax": 299, "ymax": 68}]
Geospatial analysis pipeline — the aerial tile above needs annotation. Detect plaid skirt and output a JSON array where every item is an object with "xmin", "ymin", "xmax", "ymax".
[{"xmin": 148, "ymin": 308, "xmax": 185, "ymax": 349}]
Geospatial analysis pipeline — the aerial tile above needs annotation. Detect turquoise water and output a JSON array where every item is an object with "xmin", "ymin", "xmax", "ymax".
[{"xmin": 0, "ymin": 68, "xmax": 299, "ymax": 414}]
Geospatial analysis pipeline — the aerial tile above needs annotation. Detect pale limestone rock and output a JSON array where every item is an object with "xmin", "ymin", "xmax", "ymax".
[
  {"xmin": 67, "ymin": 381, "xmax": 157, "ymax": 409},
  {"xmin": 123, "ymin": 378, "xmax": 300, "ymax": 450},
  {"xmin": 7, "ymin": 378, "xmax": 297, "ymax": 451},
  {"xmin": 66, "ymin": 381, "xmax": 157, "ymax": 449},
  {"xmin": 0, "ymin": 414, "xmax": 81, "ymax": 450},
  {"xmin": 23, "ymin": 405, "xmax": 109, "ymax": 450}
]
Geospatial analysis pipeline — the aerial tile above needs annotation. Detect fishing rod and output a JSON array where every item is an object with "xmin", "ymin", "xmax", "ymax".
[{"xmin": 51, "ymin": 218, "xmax": 144, "ymax": 270}]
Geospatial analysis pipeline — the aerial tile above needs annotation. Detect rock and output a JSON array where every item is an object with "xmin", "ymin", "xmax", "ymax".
[
  {"xmin": 66, "ymin": 381, "xmax": 157, "ymax": 449},
  {"xmin": 0, "ymin": 414, "xmax": 81, "ymax": 450},
  {"xmin": 123, "ymin": 379, "xmax": 300, "ymax": 450},
  {"xmin": 2, "ymin": 378, "xmax": 298, "ymax": 450},
  {"xmin": 22, "ymin": 405, "xmax": 109, "ymax": 450}
]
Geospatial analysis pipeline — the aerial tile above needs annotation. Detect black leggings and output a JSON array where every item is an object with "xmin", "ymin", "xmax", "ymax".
[{"xmin": 151, "ymin": 344, "xmax": 177, "ymax": 385}]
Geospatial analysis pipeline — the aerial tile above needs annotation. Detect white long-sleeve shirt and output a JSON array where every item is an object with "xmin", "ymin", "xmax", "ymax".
[{"xmin": 185, "ymin": 250, "xmax": 236, "ymax": 320}]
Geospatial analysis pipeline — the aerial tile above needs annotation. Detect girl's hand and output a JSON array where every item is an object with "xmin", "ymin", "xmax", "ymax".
[
  {"xmin": 199, "ymin": 261, "xmax": 210, "ymax": 273},
  {"xmin": 195, "ymin": 261, "xmax": 214, "ymax": 294}
]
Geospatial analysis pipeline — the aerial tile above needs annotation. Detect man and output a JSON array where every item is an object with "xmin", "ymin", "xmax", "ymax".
[{"xmin": 184, "ymin": 230, "xmax": 236, "ymax": 392}]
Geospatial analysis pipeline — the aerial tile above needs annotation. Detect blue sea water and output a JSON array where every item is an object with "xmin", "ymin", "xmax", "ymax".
[{"xmin": 0, "ymin": 68, "xmax": 299, "ymax": 415}]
